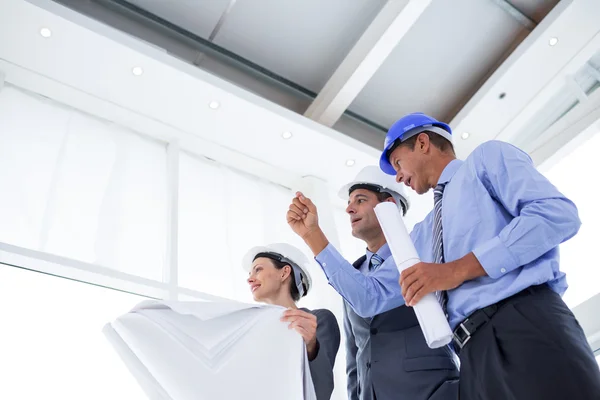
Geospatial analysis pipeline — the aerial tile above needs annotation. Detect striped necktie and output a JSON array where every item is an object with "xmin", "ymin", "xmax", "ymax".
[
  {"xmin": 433, "ymin": 183, "xmax": 448, "ymax": 313},
  {"xmin": 369, "ymin": 253, "xmax": 384, "ymax": 271}
]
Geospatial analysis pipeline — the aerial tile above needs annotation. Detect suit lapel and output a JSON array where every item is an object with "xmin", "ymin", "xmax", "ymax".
[{"xmin": 352, "ymin": 255, "xmax": 366, "ymax": 270}]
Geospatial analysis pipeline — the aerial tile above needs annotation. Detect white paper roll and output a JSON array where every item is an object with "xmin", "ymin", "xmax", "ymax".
[{"xmin": 374, "ymin": 202, "xmax": 453, "ymax": 348}]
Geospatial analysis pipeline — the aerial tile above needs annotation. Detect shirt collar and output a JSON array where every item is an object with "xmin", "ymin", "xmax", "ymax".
[
  {"xmin": 366, "ymin": 242, "xmax": 391, "ymax": 263},
  {"xmin": 437, "ymin": 159, "xmax": 463, "ymax": 185}
]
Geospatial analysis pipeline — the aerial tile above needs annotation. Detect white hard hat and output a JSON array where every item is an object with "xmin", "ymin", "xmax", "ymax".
[
  {"xmin": 242, "ymin": 243, "xmax": 313, "ymax": 297},
  {"xmin": 338, "ymin": 166, "xmax": 410, "ymax": 215}
]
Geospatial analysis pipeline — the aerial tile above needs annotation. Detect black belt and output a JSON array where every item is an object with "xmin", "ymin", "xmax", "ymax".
[{"xmin": 452, "ymin": 284, "xmax": 548, "ymax": 352}]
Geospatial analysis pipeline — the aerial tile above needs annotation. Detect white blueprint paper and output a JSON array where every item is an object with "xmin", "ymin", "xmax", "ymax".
[
  {"xmin": 374, "ymin": 202, "xmax": 453, "ymax": 348},
  {"xmin": 104, "ymin": 300, "xmax": 317, "ymax": 400}
]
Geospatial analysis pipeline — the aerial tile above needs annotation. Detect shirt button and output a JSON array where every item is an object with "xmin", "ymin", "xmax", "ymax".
[
  {"xmin": 500, "ymin": 268, "xmax": 506, "ymax": 274},
  {"xmin": 322, "ymin": 263, "xmax": 327, "ymax": 267},
  {"xmin": 370, "ymin": 328, "xmax": 378, "ymax": 335}
]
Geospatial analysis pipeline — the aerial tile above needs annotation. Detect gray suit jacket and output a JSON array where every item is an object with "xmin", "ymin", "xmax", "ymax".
[
  {"xmin": 304, "ymin": 308, "xmax": 340, "ymax": 400},
  {"xmin": 345, "ymin": 256, "xmax": 459, "ymax": 400}
]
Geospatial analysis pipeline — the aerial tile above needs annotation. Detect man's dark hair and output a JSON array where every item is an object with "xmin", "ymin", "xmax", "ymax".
[
  {"xmin": 349, "ymin": 185, "xmax": 406, "ymax": 215},
  {"xmin": 375, "ymin": 191, "xmax": 393, "ymax": 203},
  {"xmin": 376, "ymin": 191, "xmax": 407, "ymax": 216},
  {"xmin": 388, "ymin": 131, "xmax": 455, "ymax": 158},
  {"xmin": 253, "ymin": 253, "xmax": 306, "ymax": 301},
  {"xmin": 400, "ymin": 131, "xmax": 454, "ymax": 153}
]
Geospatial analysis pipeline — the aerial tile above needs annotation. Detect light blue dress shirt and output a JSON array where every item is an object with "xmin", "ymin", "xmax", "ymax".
[
  {"xmin": 316, "ymin": 242, "xmax": 405, "ymax": 318},
  {"xmin": 318, "ymin": 140, "xmax": 581, "ymax": 330}
]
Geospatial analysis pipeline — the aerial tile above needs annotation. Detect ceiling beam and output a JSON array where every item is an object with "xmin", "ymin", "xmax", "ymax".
[
  {"xmin": 489, "ymin": 0, "xmax": 536, "ymax": 31},
  {"xmin": 495, "ymin": 31, "xmax": 600, "ymax": 146},
  {"xmin": 304, "ymin": 0, "xmax": 431, "ymax": 127},
  {"xmin": 447, "ymin": 0, "xmax": 600, "ymax": 159},
  {"xmin": 529, "ymin": 88, "xmax": 600, "ymax": 167}
]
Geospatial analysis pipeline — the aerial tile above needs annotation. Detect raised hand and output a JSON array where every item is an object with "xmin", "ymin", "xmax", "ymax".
[{"xmin": 286, "ymin": 192, "xmax": 319, "ymax": 239}]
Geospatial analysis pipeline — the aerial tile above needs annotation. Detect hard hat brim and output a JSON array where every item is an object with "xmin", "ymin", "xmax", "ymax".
[
  {"xmin": 242, "ymin": 245, "xmax": 274, "ymax": 272},
  {"xmin": 379, "ymin": 154, "xmax": 397, "ymax": 176},
  {"xmin": 338, "ymin": 177, "xmax": 410, "ymax": 216},
  {"xmin": 242, "ymin": 244, "xmax": 313, "ymax": 295},
  {"xmin": 338, "ymin": 181, "xmax": 388, "ymax": 200}
]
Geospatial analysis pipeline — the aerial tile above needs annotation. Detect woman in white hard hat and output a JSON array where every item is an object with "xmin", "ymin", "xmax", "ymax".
[{"xmin": 242, "ymin": 243, "xmax": 340, "ymax": 400}]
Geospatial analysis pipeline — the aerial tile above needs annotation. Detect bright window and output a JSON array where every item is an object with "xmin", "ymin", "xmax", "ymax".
[
  {"xmin": 0, "ymin": 86, "xmax": 351, "ymax": 399},
  {"xmin": 543, "ymin": 128, "xmax": 600, "ymax": 308},
  {"xmin": 177, "ymin": 152, "xmax": 303, "ymax": 302},
  {"xmin": 0, "ymin": 88, "xmax": 167, "ymax": 281},
  {"xmin": 0, "ymin": 265, "xmax": 147, "ymax": 399}
]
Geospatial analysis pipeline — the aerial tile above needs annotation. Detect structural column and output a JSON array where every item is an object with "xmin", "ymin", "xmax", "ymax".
[{"xmin": 293, "ymin": 175, "xmax": 346, "ymax": 400}]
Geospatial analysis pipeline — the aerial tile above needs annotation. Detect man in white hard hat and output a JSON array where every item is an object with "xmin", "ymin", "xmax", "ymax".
[{"xmin": 287, "ymin": 166, "xmax": 458, "ymax": 400}]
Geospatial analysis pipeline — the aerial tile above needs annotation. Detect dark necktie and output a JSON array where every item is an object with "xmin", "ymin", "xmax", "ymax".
[{"xmin": 433, "ymin": 183, "xmax": 448, "ymax": 313}]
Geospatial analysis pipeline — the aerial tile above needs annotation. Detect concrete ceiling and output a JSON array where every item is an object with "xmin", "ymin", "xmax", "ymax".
[
  {"xmin": 2, "ymin": 0, "xmax": 600, "ymax": 207},
  {"xmin": 45, "ymin": 0, "xmax": 564, "ymax": 144},
  {"xmin": 0, "ymin": 0, "xmax": 384, "ymax": 208},
  {"xmin": 348, "ymin": 0, "xmax": 532, "ymax": 126}
]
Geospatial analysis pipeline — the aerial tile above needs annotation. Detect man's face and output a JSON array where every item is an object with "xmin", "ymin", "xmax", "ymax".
[
  {"xmin": 388, "ymin": 137, "xmax": 430, "ymax": 195},
  {"xmin": 345, "ymin": 189, "xmax": 391, "ymax": 240}
]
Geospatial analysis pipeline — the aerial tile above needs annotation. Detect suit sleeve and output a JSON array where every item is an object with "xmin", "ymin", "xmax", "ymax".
[
  {"xmin": 343, "ymin": 304, "xmax": 360, "ymax": 400},
  {"xmin": 309, "ymin": 309, "xmax": 341, "ymax": 400}
]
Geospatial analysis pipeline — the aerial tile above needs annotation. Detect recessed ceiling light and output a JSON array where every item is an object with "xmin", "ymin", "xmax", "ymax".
[
  {"xmin": 461, "ymin": 132, "xmax": 470, "ymax": 140},
  {"xmin": 209, "ymin": 100, "xmax": 220, "ymax": 110},
  {"xmin": 549, "ymin": 37, "xmax": 559, "ymax": 46},
  {"xmin": 345, "ymin": 159, "xmax": 356, "ymax": 167},
  {"xmin": 281, "ymin": 131, "xmax": 293, "ymax": 139},
  {"xmin": 40, "ymin": 28, "xmax": 52, "ymax": 38},
  {"xmin": 132, "ymin": 66, "xmax": 144, "ymax": 76}
]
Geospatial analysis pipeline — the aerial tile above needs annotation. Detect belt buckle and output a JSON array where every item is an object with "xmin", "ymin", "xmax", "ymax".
[{"xmin": 452, "ymin": 319, "xmax": 471, "ymax": 349}]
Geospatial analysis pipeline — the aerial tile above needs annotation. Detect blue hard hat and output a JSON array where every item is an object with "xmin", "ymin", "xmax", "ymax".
[{"xmin": 379, "ymin": 112, "xmax": 452, "ymax": 175}]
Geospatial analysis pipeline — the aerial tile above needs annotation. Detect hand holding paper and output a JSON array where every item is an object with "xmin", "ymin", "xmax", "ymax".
[{"xmin": 373, "ymin": 202, "xmax": 453, "ymax": 348}]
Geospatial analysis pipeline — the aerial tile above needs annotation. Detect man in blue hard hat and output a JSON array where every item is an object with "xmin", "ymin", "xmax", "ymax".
[
  {"xmin": 375, "ymin": 112, "xmax": 600, "ymax": 399},
  {"xmin": 287, "ymin": 166, "xmax": 458, "ymax": 400}
]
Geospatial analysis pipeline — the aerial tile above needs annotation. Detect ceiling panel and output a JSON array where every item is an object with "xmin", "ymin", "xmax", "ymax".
[
  {"xmin": 590, "ymin": 49, "xmax": 600, "ymax": 68},
  {"xmin": 126, "ymin": 0, "xmax": 233, "ymax": 39},
  {"xmin": 1, "ymin": 0, "xmax": 384, "ymax": 200},
  {"xmin": 348, "ymin": 0, "xmax": 528, "ymax": 128},
  {"xmin": 210, "ymin": 0, "xmax": 388, "ymax": 92},
  {"xmin": 507, "ymin": 0, "xmax": 560, "ymax": 24}
]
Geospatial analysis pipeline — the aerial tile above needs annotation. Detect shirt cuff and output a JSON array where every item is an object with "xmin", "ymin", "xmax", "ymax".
[
  {"xmin": 472, "ymin": 236, "xmax": 519, "ymax": 279},
  {"xmin": 315, "ymin": 243, "xmax": 347, "ymax": 281}
]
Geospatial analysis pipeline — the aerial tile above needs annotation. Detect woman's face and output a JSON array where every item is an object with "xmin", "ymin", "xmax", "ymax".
[{"xmin": 247, "ymin": 257, "xmax": 289, "ymax": 302}]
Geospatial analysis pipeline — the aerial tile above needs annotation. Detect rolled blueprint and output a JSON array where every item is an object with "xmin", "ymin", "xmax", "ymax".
[{"xmin": 374, "ymin": 202, "xmax": 453, "ymax": 348}]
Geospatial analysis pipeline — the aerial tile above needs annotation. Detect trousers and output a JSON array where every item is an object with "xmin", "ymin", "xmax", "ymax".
[{"xmin": 458, "ymin": 285, "xmax": 600, "ymax": 400}]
